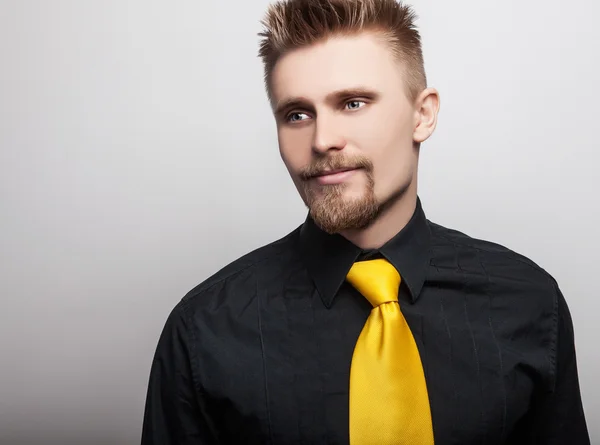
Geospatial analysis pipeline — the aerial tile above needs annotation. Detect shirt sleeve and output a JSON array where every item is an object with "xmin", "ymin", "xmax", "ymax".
[
  {"xmin": 141, "ymin": 302, "xmax": 217, "ymax": 444},
  {"xmin": 511, "ymin": 284, "xmax": 590, "ymax": 444}
]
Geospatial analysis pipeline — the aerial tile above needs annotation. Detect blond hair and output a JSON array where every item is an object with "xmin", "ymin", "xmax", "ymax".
[{"xmin": 258, "ymin": 0, "xmax": 427, "ymax": 104}]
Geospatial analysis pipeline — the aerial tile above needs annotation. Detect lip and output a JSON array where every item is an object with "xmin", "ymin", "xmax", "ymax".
[{"xmin": 313, "ymin": 168, "xmax": 359, "ymax": 185}]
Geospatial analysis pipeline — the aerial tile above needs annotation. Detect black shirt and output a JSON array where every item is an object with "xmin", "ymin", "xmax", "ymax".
[{"xmin": 141, "ymin": 198, "xmax": 589, "ymax": 444}]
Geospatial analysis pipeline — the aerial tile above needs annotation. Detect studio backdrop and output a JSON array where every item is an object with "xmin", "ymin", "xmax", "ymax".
[{"xmin": 0, "ymin": 1, "xmax": 598, "ymax": 443}]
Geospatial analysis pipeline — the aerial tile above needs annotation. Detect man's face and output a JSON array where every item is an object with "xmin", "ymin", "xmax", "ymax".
[{"xmin": 271, "ymin": 32, "xmax": 423, "ymax": 234}]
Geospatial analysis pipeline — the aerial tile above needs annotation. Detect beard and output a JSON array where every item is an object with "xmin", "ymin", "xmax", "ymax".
[{"xmin": 299, "ymin": 154, "xmax": 381, "ymax": 234}]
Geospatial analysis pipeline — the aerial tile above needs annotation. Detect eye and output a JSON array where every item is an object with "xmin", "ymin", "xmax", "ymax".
[
  {"xmin": 286, "ymin": 112, "xmax": 310, "ymax": 123},
  {"xmin": 345, "ymin": 100, "xmax": 366, "ymax": 111}
]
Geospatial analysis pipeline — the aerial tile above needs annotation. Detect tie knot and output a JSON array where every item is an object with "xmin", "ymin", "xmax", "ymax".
[{"xmin": 346, "ymin": 258, "xmax": 401, "ymax": 307}]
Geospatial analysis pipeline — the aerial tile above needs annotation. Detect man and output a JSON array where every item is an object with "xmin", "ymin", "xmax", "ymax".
[{"xmin": 141, "ymin": 0, "xmax": 589, "ymax": 443}]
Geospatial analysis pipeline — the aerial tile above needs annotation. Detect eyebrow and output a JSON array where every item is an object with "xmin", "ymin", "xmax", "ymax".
[{"xmin": 273, "ymin": 87, "xmax": 381, "ymax": 117}]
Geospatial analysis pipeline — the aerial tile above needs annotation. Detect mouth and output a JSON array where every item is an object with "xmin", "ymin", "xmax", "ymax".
[
  {"xmin": 316, "ymin": 167, "xmax": 357, "ymax": 176},
  {"xmin": 310, "ymin": 167, "xmax": 361, "ymax": 185}
]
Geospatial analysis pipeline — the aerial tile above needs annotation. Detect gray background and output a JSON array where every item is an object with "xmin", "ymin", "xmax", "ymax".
[{"xmin": 1, "ymin": 0, "xmax": 598, "ymax": 444}]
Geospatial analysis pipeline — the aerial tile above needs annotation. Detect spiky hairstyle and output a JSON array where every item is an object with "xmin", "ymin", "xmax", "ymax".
[{"xmin": 258, "ymin": 0, "xmax": 427, "ymax": 103}]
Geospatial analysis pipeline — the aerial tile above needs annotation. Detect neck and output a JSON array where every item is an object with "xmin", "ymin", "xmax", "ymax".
[{"xmin": 340, "ymin": 185, "xmax": 418, "ymax": 250}]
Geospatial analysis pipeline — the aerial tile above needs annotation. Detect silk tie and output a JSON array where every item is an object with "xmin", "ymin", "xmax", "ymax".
[{"xmin": 346, "ymin": 258, "xmax": 434, "ymax": 445}]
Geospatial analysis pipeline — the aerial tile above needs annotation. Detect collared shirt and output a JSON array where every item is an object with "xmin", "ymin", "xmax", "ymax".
[{"xmin": 141, "ymin": 198, "xmax": 589, "ymax": 444}]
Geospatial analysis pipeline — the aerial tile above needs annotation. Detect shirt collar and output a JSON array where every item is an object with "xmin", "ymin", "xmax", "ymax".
[{"xmin": 298, "ymin": 197, "xmax": 432, "ymax": 308}]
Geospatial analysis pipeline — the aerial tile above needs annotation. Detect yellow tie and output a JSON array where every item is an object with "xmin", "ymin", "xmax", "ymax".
[{"xmin": 346, "ymin": 258, "xmax": 434, "ymax": 445}]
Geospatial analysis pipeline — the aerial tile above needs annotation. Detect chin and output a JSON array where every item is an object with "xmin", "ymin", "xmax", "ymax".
[{"xmin": 305, "ymin": 189, "xmax": 380, "ymax": 234}]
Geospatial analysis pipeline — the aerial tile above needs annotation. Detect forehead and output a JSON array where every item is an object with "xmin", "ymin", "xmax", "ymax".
[{"xmin": 270, "ymin": 32, "xmax": 405, "ymax": 103}]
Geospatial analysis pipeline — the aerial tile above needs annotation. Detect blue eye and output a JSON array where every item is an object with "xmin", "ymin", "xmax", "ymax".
[
  {"xmin": 287, "ymin": 112, "xmax": 310, "ymax": 123},
  {"xmin": 346, "ymin": 100, "xmax": 366, "ymax": 110}
]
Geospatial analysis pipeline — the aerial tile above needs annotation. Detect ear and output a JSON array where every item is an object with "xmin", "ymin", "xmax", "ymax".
[{"xmin": 413, "ymin": 88, "xmax": 440, "ymax": 144}]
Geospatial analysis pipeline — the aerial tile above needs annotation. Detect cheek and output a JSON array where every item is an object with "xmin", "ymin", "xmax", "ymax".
[
  {"xmin": 366, "ymin": 125, "xmax": 417, "ymax": 191},
  {"xmin": 347, "ymin": 104, "xmax": 413, "ymax": 149},
  {"xmin": 278, "ymin": 128, "xmax": 312, "ymax": 172}
]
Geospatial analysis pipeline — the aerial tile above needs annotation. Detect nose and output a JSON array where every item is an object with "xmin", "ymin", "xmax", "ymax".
[{"xmin": 311, "ymin": 116, "xmax": 347, "ymax": 154}]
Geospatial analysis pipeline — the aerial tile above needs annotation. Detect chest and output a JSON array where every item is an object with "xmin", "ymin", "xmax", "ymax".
[{"xmin": 192, "ymin": 287, "xmax": 537, "ymax": 445}]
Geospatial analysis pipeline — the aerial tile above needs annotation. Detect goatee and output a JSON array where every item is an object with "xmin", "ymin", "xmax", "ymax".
[{"xmin": 300, "ymin": 154, "xmax": 380, "ymax": 234}]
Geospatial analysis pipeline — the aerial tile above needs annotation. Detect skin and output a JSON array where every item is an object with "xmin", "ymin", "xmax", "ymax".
[{"xmin": 270, "ymin": 31, "xmax": 440, "ymax": 249}]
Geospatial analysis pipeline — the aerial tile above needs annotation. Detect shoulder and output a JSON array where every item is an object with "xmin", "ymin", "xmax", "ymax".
[
  {"xmin": 427, "ymin": 220, "xmax": 577, "ymax": 391},
  {"xmin": 427, "ymin": 220, "xmax": 562, "ymax": 331},
  {"xmin": 177, "ymin": 225, "xmax": 303, "ymax": 311},
  {"xmin": 428, "ymin": 220, "xmax": 558, "ymax": 291},
  {"xmin": 151, "ymin": 226, "xmax": 303, "ymax": 357}
]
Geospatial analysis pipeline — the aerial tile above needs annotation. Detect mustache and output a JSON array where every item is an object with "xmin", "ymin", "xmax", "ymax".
[{"xmin": 299, "ymin": 155, "xmax": 373, "ymax": 181}]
